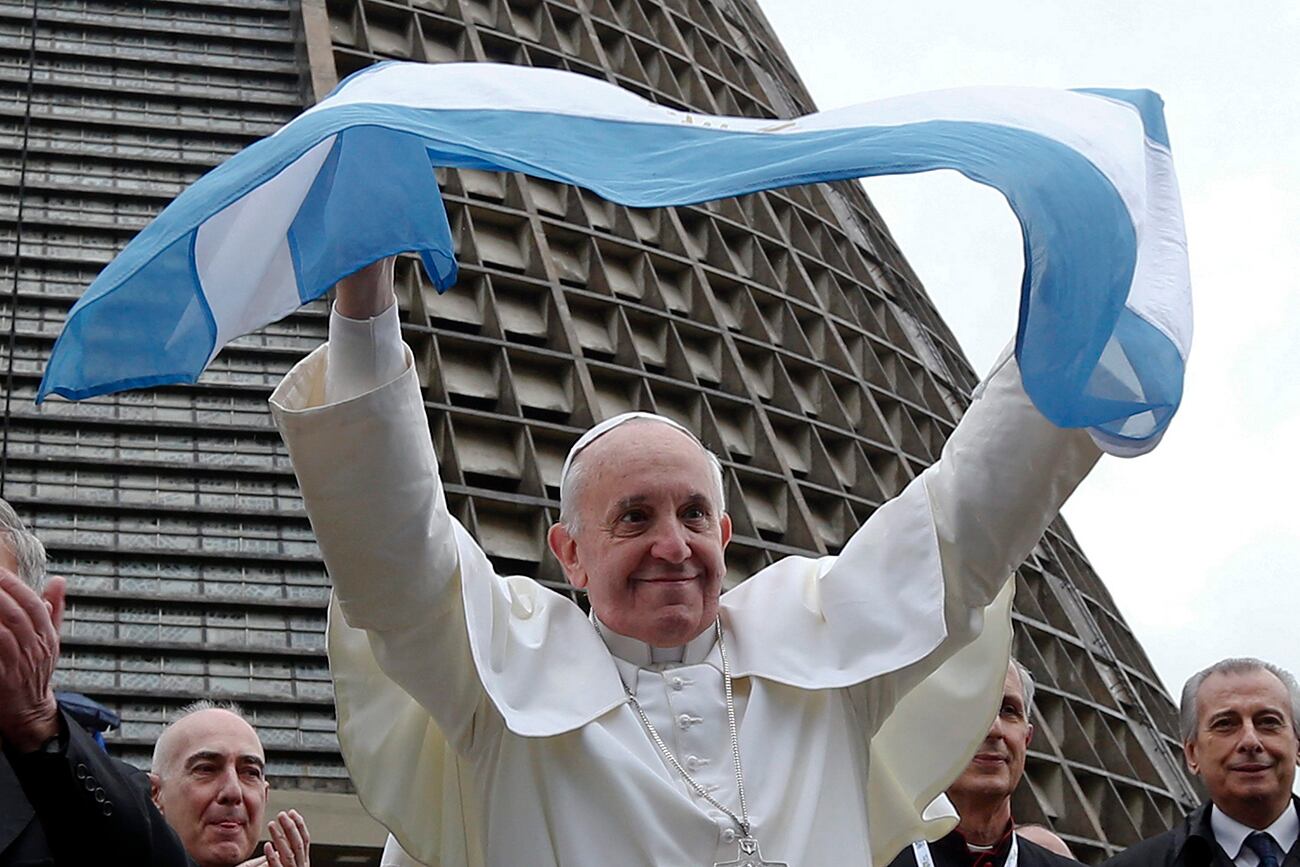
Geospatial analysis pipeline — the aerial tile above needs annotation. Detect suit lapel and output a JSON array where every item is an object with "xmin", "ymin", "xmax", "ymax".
[{"xmin": 0, "ymin": 753, "xmax": 37, "ymax": 855}]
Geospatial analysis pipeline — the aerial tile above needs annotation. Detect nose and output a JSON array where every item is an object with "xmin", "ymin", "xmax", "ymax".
[
  {"xmin": 214, "ymin": 766, "xmax": 244, "ymax": 804},
  {"xmin": 1238, "ymin": 721, "xmax": 1265, "ymax": 753},
  {"xmin": 649, "ymin": 519, "xmax": 691, "ymax": 564}
]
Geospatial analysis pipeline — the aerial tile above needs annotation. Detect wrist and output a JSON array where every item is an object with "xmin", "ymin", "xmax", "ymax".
[
  {"xmin": 334, "ymin": 257, "xmax": 397, "ymax": 319},
  {"xmin": 4, "ymin": 697, "xmax": 61, "ymax": 754}
]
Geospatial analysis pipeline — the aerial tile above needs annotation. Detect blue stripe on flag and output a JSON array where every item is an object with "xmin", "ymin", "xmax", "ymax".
[
  {"xmin": 287, "ymin": 125, "xmax": 456, "ymax": 301},
  {"xmin": 41, "ymin": 231, "xmax": 217, "ymax": 400}
]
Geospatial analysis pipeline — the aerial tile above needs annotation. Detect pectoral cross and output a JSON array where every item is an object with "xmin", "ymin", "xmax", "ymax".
[{"xmin": 713, "ymin": 836, "xmax": 788, "ymax": 867}]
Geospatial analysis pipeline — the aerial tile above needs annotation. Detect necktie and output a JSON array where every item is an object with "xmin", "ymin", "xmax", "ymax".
[{"xmin": 1246, "ymin": 831, "xmax": 1284, "ymax": 867}]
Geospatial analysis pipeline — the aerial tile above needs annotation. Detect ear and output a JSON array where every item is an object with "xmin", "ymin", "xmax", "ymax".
[
  {"xmin": 719, "ymin": 512, "xmax": 733, "ymax": 549},
  {"xmin": 149, "ymin": 773, "xmax": 164, "ymax": 810},
  {"xmin": 1183, "ymin": 740, "xmax": 1199, "ymax": 775},
  {"xmin": 1025, "ymin": 722, "xmax": 1034, "ymax": 747},
  {"xmin": 547, "ymin": 523, "xmax": 587, "ymax": 590}
]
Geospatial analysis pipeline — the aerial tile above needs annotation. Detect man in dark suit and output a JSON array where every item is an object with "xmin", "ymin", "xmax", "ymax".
[
  {"xmin": 885, "ymin": 660, "xmax": 1076, "ymax": 866},
  {"xmin": 0, "ymin": 499, "xmax": 194, "ymax": 866},
  {"xmin": 1104, "ymin": 658, "xmax": 1300, "ymax": 867}
]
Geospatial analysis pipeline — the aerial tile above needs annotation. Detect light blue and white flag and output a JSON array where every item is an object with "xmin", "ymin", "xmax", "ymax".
[{"xmin": 38, "ymin": 62, "xmax": 1190, "ymax": 456}]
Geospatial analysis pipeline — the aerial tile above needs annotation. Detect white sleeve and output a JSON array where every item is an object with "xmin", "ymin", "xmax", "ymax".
[
  {"xmin": 270, "ymin": 336, "xmax": 490, "ymax": 754},
  {"xmin": 723, "ymin": 347, "xmax": 1101, "ymax": 694},
  {"xmin": 324, "ymin": 300, "xmax": 408, "ymax": 402},
  {"xmin": 924, "ymin": 347, "xmax": 1101, "ymax": 639}
]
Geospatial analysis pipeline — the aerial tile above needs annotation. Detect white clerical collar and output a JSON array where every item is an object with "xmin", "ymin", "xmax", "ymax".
[
  {"xmin": 1211, "ymin": 801, "xmax": 1299, "ymax": 861},
  {"xmin": 592, "ymin": 614, "xmax": 717, "ymax": 692}
]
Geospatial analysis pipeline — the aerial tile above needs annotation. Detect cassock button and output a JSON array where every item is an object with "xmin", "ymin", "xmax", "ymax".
[
  {"xmin": 721, "ymin": 828, "xmax": 737, "ymax": 843},
  {"xmin": 75, "ymin": 764, "xmax": 88, "ymax": 780},
  {"xmin": 671, "ymin": 677, "xmax": 685, "ymax": 691},
  {"xmin": 686, "ymin": 755, "xmax": 708, "ymax": 770},
  {"xmin": 677, "ymin": 714, "xmax": 702, "ymax": 729}
]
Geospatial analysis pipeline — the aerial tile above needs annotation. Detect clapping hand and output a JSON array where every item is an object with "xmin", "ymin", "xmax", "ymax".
[
  {"xmin": 238, "ymin": 810, "xmax": 311, "ymax": 867},
  {"xmin": 0, "ymin": 570, "xmax": 66, "ymax": 753}
]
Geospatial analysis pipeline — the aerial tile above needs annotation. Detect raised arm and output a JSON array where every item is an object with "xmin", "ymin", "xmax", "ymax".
[
  {"xmin": 925, "ymin": 347, "xmax": 1101, "ymax": 631},
  {"xmin": 269, "ymin": 258, "xmax": 488, "ymax": 751},
  {"xmin": 711, "ymin": 341, "xmax": 1102, "ymax": 722}
]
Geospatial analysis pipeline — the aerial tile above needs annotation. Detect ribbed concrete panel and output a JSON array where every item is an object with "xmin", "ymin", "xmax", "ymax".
[{"xmin": 0, "ymin": 0, "xmax": 1197, "ymax": 861}]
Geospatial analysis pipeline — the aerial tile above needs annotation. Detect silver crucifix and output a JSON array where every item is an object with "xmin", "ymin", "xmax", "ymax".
[{"xmin": 713, "ymin": 835, "xmax": 789, "ymax": 867}]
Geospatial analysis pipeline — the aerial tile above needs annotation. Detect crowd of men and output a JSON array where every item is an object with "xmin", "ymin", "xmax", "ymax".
[
  {"xmin": 2, "ymin": 258, "xmax": 1297, "ymax": 866},
  {"xmin": 0, "ymin": 501, "xmax": 310, "ymax": 867}
]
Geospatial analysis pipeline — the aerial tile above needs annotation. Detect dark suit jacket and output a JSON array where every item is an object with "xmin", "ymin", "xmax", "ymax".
[
  {"xmin": 0, "ymin": 710, "xmax": 193, "ymax": 867},
  {"xmin": 885, "ymin": 828, "xmax": 1079, "ymax": 866},
  {"xmin": 1103, "ymin": 799, "xmax": 1300, "ymax": 867}
]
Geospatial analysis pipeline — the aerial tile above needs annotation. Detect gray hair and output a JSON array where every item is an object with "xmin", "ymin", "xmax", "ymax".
[
  {"xmin": 151, "ymin": 699, "xmax": 250, "ymax": 775},
  {"xmin": 0, "ymin": 497, "xmax": 47, "ymax": 591},
  {"xmin": 1179, "ymin": 657, "xmax": 1300, "ymax": 742},
  {"xmin": 1011, "ymin": 657, "xmax": 1036, "ymax": 716},
  {"xmin": 558, "ymin": 420, "xmax": 726, "ymax": 533}
]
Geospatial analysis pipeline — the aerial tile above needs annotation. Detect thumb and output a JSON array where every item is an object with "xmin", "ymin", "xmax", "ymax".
[{"xmin": 42, "ymin": 576, "xmax": 67, "ymax": 632}]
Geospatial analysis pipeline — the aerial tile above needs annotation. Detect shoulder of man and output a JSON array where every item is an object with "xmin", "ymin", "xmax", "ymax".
[
  {"xmin": 9, "ymin": 709, "xmax": 197, "ymax": 867},
  {"xmin": 1014, "ymin": 836, "xmax": 1079, "ymax": 866},
  {"xmin": 1100, "ymin": 802, "xmax": 1223, "ymax": 867},
  {"xmin": 880, "ymin": 841, "xmax": 921, "ymax": 867}
]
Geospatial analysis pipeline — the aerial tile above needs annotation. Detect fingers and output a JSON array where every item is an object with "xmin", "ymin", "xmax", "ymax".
[
  {"xmin": 0, "ymin": 570, "xmax": 47, "ymax": 641},
  {"xmin": 265, "ymin": 839, "xmax": 282, "ymax": 867},
  {"xmin": 288, "ymin": 809, "xmax": 310, "ymax": 856},
  {"xmin": 42, "ymin": 576, "xmax": 67, "ymax": 632},
  {"xmin": 267, "ymin": 810, "xmax": 309, "ymax": 867}
]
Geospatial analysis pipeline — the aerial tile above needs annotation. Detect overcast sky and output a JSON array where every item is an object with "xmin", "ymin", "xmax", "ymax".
[{"xmin": 756, "ymin": 0, "xmax": 1300, "ymax": 701}]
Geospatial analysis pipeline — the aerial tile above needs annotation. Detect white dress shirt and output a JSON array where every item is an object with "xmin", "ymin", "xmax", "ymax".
[
  {"xmin": 269, "ymin": 302, "xmax": 1100, "ymax": 867},
  {"xmin": 1212, "ymin": 802, "xmax": 1299, "ymax": 866}
]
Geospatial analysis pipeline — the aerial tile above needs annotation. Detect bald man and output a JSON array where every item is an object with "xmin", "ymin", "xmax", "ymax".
[{"xmin": 150, "ymin": 702, "xmax": 311, "ymax": 867}]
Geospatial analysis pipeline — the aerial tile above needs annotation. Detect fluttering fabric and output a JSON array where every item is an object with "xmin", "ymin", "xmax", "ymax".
[{"xmin": 38, "ymin": 61, "xmax": 1190, "ymax": 455}]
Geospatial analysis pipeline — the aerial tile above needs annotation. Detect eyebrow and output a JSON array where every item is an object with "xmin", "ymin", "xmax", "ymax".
[
  {"xmin": 610, "ymin": 492, "xmax": 712, "ymax": 513},
  {"xmin": 184, "ymin": 750, "xmax": 265, "ymax": 770}
]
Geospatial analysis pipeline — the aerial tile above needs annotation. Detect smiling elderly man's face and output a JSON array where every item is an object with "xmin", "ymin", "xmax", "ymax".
[
  {"xmin": 548, "ymin": 421, "xmax": 732, "ymax": 647},
  {"xmin": 1184, "ymin": 668, "xmax": 1299, "ymax": 826}
]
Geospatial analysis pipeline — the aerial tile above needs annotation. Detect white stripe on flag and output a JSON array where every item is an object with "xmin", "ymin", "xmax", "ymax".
[{"xmin": 196, "ymin": 135, "xmax": 337, "ymax": 358}]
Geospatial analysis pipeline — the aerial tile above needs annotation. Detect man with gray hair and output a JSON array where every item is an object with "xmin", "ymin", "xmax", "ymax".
[
  {"xmin": 1104, "ymin": 657, "xmax": 1300, "ymax": 866},
  {"xmin": 886, "ymin": 659, "xmax": 1076, "ymax": 866},
  {"xmin": 0, "ymin": 497, "xmax": 195, "ymax": 866}
]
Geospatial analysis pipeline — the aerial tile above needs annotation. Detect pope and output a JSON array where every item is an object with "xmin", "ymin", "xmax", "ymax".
[{"xmin": 270, "ymin": 257, "xmax": 1103, "ymax": 867}]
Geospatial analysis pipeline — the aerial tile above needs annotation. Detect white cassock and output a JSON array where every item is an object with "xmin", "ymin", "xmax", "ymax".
[{"xmin": 270, "ymin": 304, "xmax": 1100, "ymax": 867}]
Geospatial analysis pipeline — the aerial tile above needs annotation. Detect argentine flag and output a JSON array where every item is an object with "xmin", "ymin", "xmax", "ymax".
[{"xmin": 38, "ymin": 62, "xmax": 1190, "ymax": 456}]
